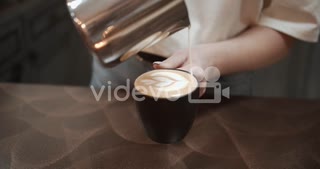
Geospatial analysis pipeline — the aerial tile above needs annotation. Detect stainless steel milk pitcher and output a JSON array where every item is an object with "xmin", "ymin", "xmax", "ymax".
[{"xmin": 67, "ymin": 0, "xmax": 189, "ymax": 67}]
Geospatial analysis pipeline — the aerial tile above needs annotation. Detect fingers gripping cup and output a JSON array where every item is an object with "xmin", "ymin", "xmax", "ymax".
[{"xmin": 134, "ymin": 69, "xmax": 199, "ymax": 144}]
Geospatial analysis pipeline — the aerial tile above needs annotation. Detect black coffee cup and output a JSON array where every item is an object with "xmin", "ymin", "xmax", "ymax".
[{"xmin": 134, "ymin": 69, "xmax": 199, "ymax": 144}]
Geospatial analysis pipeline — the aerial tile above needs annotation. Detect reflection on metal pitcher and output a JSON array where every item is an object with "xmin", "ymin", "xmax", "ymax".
[{"xmin": 67, "ymin": 0, "xmax": 189, "ymax": 67}]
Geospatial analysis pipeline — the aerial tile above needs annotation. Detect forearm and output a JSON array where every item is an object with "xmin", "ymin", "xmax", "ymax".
[{"xmin": 207, "ymin": 26, "xmax": 294, "ymax": 75}]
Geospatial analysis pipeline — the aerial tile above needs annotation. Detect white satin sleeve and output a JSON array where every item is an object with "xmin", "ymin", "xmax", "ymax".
[{"xmin": 258, "ymin": 0, "xmax": 320, "ymax": 42}]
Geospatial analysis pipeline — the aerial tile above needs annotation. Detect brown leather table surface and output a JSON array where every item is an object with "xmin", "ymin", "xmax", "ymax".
[{"xmin": 0, "ymin": 83, "xmax": 320, "ymax": 169}]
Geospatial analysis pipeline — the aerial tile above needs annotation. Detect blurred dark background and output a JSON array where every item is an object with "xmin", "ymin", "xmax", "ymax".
[
  {"xmin": 1, "ymin": 0, "xmax": 320, "ymax": 98},
  {"xmin": 0, "ymin": 0, "xmax": 91, "ymax": 86}
]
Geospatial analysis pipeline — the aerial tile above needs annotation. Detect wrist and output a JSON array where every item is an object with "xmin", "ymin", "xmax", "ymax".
[{"xmin": 199, "ymin": 43, "xmax": 229, "ymax": 75}]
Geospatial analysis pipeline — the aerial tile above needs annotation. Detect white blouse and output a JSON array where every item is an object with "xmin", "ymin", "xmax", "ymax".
[{"xmin": 143, "ymin": 0, "xmax": 320, "ymax": 57}]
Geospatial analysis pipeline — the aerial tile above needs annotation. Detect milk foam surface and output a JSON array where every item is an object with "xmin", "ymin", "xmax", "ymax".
[{"xmin": 134, "ymin": 70, "xmax": 198, "ymax": 98}]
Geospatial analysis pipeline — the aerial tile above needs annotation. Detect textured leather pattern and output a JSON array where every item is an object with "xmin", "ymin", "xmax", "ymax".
[{"xmin": 0, "ymin": 83, "xmax": 319, "ymax": 169}]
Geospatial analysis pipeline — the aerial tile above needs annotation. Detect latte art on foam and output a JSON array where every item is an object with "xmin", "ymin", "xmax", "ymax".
[
  {"xmin": 135, "ymin": 70, "xmax": 198, "ymax": 98},
  {"xmin": 141, "ymin": 72, "xmax": 189, "ymax": 91}
]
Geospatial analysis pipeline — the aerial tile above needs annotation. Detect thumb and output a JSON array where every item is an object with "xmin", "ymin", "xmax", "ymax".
[
  {"xmin": 179, "ymin": 65, "xmax": 206, "ymax": 83},
  {"xmin": 179, "ymin": 65, "xmax": 207, "ymax": 97},
  {"xmin": 153, "ymin": 50, "xmax": 188, "ymax": 69}
]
